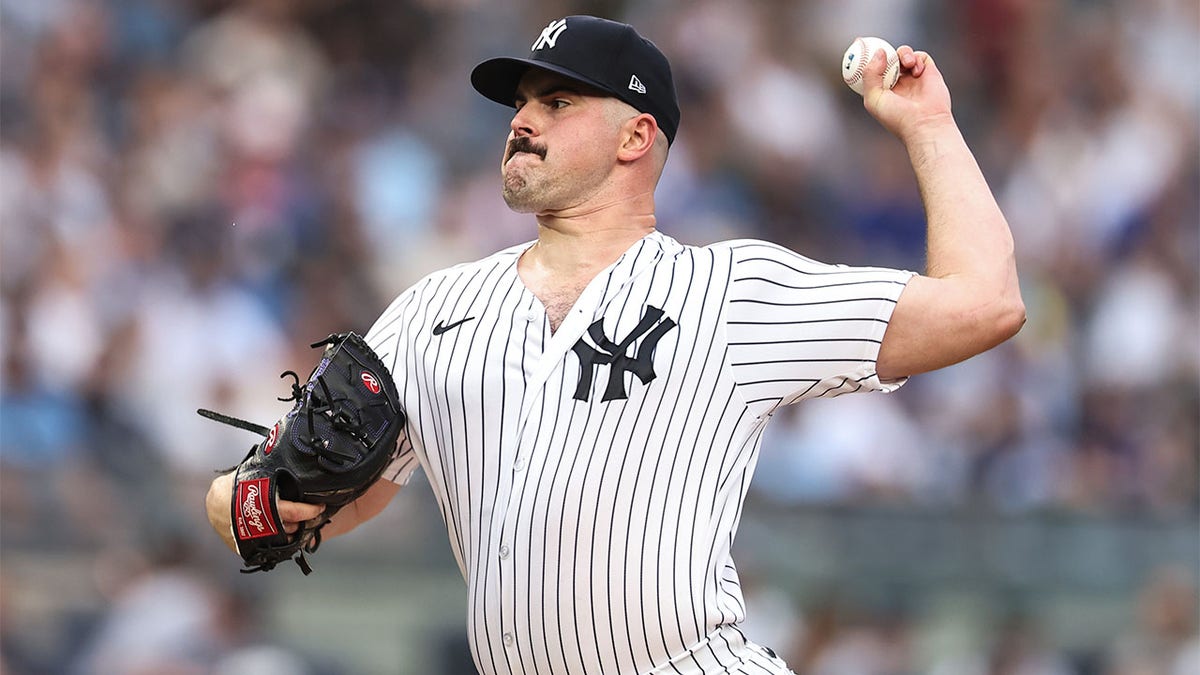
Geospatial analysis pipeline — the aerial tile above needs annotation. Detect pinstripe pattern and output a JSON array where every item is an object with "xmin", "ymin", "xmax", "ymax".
[{"xmin": 365, "ymin": 232, "xmax": 911, "ymax": 674}]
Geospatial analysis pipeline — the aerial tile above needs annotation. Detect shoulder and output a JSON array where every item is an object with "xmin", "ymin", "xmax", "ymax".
[
  {"xmin": 644, "ymin": 231, "xmax": 741, "ymax": 263},
  {"xmin": 366, "ymin": 243, "xmax": 529, "ymax": 348},
  {"xmin": 643, "ymin": 234, "xmax": 822, "ymax": 276},
  {"xmin": 409, "ymin": 241, "xmax": 530, "ymax": 294},
  {"xmin": 708, "ymin": 238, "xmax": 911, "ymax": 277},
  {"xmin": 706, "ymin": 238, "xmax": 821, "ymax": 266}
]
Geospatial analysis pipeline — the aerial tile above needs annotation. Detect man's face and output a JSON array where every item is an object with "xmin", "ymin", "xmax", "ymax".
[{"xmin": 500, "ymin": 69, "xmax": 624, "ymax": 214}]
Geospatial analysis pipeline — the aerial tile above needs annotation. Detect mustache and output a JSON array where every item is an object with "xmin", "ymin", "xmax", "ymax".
[{"xmin": 505, "ymin": 137, "xmax": 547, "ymax": 163}]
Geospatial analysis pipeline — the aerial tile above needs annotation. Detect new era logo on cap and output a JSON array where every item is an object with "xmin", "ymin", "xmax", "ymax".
[{"xmin": 470, "ymin": 15, "xmax": 681, "ymax": 144}]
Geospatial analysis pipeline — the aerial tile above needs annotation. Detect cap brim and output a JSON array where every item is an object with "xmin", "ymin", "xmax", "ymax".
[{"xmin": 470, "ymin": 57, "xmax": 619, "ymax": 108}]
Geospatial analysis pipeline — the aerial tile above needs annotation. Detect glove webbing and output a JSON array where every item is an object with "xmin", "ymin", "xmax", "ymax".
[{"xmin": 199, "ymin": 369, "xmax": 371, "ymax": 470}]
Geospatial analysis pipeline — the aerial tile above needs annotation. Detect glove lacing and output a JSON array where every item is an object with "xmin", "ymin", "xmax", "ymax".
[{"xmin": 279, "ymin": 369, "xmax": 370, "ymax": 472}]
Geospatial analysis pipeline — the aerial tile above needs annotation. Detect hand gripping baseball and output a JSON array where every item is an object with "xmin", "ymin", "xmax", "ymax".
[
  {"xmin": 199, "ymin": 332, "xmax": 404, "ymax": 574},
  {"xmin": 858, "ymin": 43, "xmax": 954, "ymax": 144}
]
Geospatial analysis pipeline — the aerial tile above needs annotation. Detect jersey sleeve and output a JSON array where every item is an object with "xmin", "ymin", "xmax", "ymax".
[
  {"xmin": 723, "ymin": 240, "xmax": 914, "ymax": 417},
  {"xmin": 365, "ymin": 286, "xmax": 423, "ymax": 487}
]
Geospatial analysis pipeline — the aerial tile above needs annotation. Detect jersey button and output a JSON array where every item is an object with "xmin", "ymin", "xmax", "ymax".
[
  {"xmin": 513, "ymin": 456, "xmax": 526, "ymax": 471},
  {"xmin": 502, "ymin": 632, "xmax": 514, "ymax": 647},
  {"xmin": 499, "ymin": 544, "xmax": 510, "ymax": 559}
]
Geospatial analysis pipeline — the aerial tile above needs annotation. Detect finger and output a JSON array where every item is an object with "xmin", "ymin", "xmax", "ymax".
[
  {"xmin": 277, "ymin": 499, "xmax": 326, "ymax": 525},
  {"xmin": 910, "ymin": 51, "xmax": 932, "ymax": 78},
  {"xmin": 897, "ymin": 45, "xmax": 918, "ymax": 72}
]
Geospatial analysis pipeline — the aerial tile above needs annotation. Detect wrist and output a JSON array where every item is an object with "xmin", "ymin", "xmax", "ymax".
[
  {"xmin": 903, "ymin": 110, "xmax": 958, "ymax": 139},
  {"xmin": 902, "ymin": 114, "xmax": 964, "ymax": 167}
]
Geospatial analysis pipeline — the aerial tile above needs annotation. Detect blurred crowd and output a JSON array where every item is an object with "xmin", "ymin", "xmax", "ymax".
[{"xmin": 0, "ymin": 0, "xmax": 1196, "ymax": 673}]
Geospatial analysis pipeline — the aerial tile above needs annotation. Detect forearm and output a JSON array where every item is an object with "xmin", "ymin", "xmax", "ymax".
[
  {"xmin": 317, "ymin": 478, "xmax": 401, "ymax": 538},
  {"xmin": 906, "ymin": 118, "xmax": 1018, "ymax": 291}
]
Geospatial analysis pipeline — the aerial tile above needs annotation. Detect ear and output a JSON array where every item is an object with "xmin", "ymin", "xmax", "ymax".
[{"xmin": 616, "ymin": 113, "xmax": 659, "ymax": 162}]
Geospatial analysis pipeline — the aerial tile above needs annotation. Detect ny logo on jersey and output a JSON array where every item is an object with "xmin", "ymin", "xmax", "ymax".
[
  {"xmin": 532, "ymin": 19, "xmax": 568, "ymax": 51},
  {"xmin": 571, "ymin": 305, "xmax": 677, "ymax": 402}
]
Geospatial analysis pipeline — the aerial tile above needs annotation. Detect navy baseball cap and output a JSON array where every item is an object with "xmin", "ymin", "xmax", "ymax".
[{"xmin": 471, "ymin": 15, "xmax": 680, "ymax": 144}]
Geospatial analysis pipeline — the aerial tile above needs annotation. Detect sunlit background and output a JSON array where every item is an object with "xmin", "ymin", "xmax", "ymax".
[{"xmin": 1, "ymin": 0, "xmax": 1197, "ymax": 673}]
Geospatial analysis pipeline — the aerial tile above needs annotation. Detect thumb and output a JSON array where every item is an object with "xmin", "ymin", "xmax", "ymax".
[{"xmin": 861, "ymin": 46, "xmax": 894, "ymax": 97}]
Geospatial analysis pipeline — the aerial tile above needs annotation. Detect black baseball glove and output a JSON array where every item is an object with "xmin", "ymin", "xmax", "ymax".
[{"xmin": 198, "ymin": 332, "xmax": 404, "ymax": 574}]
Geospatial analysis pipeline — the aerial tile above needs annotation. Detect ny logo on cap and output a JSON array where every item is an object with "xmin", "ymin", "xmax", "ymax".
[{"xmin": 532, "ymin": 18, "xmax": 568, "ymax": 50}]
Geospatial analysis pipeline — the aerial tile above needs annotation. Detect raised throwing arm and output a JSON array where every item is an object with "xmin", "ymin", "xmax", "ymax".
[{"xmin": 858, "ymin": 45, "xmax": 1026, "ymax": 380}]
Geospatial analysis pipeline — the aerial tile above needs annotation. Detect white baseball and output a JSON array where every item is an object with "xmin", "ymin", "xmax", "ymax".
[{"xmin": 842, "ymin": 36, "xmax": 900, "ymax": 95}]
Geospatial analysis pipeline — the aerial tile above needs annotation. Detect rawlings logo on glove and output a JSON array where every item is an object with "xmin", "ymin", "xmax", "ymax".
[
  {"xmin": 237, "ymin": 479, "xmax": 277, "ymax": 539},
  {"xmin": 199, "ymin": 332, "xmax": 404, "ymax": 574}
]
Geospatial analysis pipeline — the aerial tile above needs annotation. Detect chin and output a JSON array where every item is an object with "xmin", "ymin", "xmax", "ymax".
[
  {"xmin": 502, "ymin": 176, "xmax": 544, "ymax": 213},
  {"xmin": 503, "ymin": 199, "xmax": 537, "ymax": 214},
  {"xmin": 501, "ymin": 189, "xmax": 539, "ymax": 214}
]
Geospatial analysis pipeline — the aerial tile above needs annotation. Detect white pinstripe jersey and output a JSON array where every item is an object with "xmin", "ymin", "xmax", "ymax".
[{"xmin": 365, "ymin": 231, "xmax": 912, "ymax": 674}]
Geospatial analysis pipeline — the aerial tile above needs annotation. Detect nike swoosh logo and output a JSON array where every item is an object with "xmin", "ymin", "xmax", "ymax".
[{"xmin": 432, "ymin": 317, "xmax": 476, "ymax": 336}]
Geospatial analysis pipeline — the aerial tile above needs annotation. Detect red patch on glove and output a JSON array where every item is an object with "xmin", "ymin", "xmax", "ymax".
[{"xmin": 235, "ymin": 478, "xmax": 279, "ymax": 540}]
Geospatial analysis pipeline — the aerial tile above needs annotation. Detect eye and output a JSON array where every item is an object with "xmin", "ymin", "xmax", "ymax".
[{"xmin": 551, "ymin": 98, "xmax": 570, "ymax": 109}]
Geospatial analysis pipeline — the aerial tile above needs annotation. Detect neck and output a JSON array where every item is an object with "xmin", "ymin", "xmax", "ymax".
[
  {"xmin": 516, "ymin": 190, "xmax": 656, "ymax": 333},
  {"xmin": 527, "ymin": 188, "xmax": 657, "ymax": 276}
]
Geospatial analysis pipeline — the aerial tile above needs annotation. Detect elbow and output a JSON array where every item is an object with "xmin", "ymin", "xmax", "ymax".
[
  {"xmin": 964, "ymin": 283, "xmax": 1025, "ymax": 353},
  {"xmin": 993, "ymin": 287, "xmax": 1027, "ymax": 344}
]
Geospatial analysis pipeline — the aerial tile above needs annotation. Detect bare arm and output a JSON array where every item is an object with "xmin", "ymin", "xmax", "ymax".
[
  {"xmin": 859, "ymin": 46, "xmax": 1026, "ymax": 380},
  {"xmin": 317, "ymin": 477, "xmax": 401, "ymax": 538},
  {"xmin": 204, "ymin": 472, "xmax": 399, "ymax": 553}
]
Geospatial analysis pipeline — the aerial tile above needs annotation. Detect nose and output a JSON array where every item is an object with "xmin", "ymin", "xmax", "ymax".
[{"xmin": 510, "ymin": 105, "xmax": 536, "ymax": 137}]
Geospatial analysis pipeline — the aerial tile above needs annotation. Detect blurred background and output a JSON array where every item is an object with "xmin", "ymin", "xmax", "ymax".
[{"xmin": 0, "ymin": 0, "xmax": 1196, "ymax": 673}]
